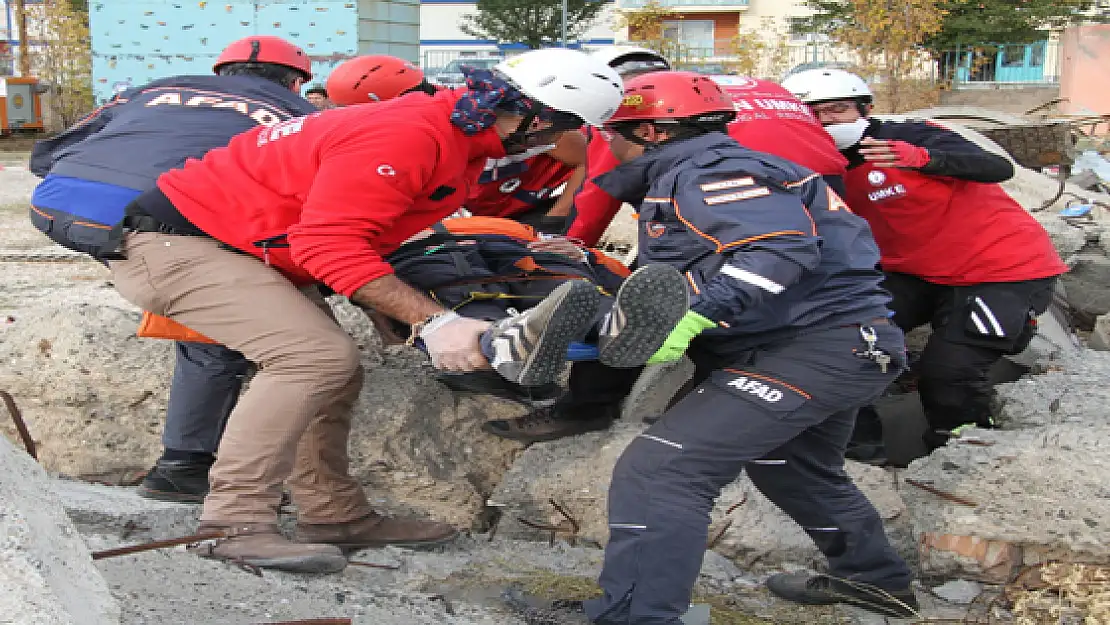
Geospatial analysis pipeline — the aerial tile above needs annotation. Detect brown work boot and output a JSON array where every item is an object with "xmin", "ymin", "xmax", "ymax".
[
  {"xmin": 481, "ymin": 405, "xmax": 615, "ymax": 444},
  {"xmin": 189, "ymin": 522, "xmax": 348, "ymax": 574},
  {"xmin": 295, "ymin": 512, "xmax": 458, "ymax": 550}
]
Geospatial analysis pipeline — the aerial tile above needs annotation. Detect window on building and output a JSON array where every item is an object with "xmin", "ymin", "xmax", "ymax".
[
  {"xmin": 1001, "ymin": 45, "xmax": 1026, "ymax": 68},
  {"xmin": 1029, "ymin": 41, "xmax": 1046, "ymax": 68},
  {"xmin": 663, "ymin": 20, "xmax": 715, "ymax": 55}
]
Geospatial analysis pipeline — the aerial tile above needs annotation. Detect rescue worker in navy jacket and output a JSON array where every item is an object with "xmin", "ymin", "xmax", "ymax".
[
  {"xmin": 28, "ymin": 35, "xmax": 318, "ymax": 503},
  {"xmin": 782, "ymin": 69, "xmax": 1068, "ymax": 456},
  {"xmin": 510, "ymin": 71, "xmax": 920, "ymax": 623}
]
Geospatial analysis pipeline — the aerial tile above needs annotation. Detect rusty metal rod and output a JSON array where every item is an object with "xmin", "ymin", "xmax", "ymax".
[
  {"xmin": 347, "ymin": 560, "xmax": 401, "ymax": 570},
  {"xmin": 91, "ymin": 531, "xmax": 227, "ymax": 560},
  {"xmin": 1, "ymin": 390, "xmax": 36, "ymax": 460},
  {"xmin": 904, "ymin": 478, "xmax": 978, "ymax": 507}
]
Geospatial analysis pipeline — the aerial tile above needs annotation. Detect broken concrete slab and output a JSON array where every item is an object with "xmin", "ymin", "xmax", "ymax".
[
  {"xmin": 54, "ymin": 479, "xmax": 199, "ymax": 540},
  {"xmin": 620, "ymin": 357, "xmax": 694, "ymax": 422},
  {"xmin": 0, "ymin": 302, "xmax": 171, "ymax": 477},
  {"xmin": 489, "ymin": 420, "xmax": 913, "ymax": 570},
  {"xmin": 1060, "ymin": 253, "xmax": 1110, "ymax": 322},
  {"xmin": 710, "ymin": 462, "xmax": 912, "ymax": 569},
  {"xmin": 1089, "ymin": 313, "xmax": 1110, "ymax": 351},
  {"xmin": 992, "ymin": 349, "xmax": 1110, "ymax": 430},
  {"xmin": 903, "ymin": 427, "xmax": 1110, "ymax": 583},
  {"xmin": 348, "ymin": 361, "xmax": 529, "ymax": 529},
  {"xmin": 0, "ymin": 435, "xmax": 121, "ymax": 625},
  {"xmin": 1033, "ymin": 212, "xmax": 1090, "ymax": 260}
]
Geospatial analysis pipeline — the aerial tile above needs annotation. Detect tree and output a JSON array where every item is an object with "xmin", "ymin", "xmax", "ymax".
[
  {"xmin": 726, "ymin": 17, "xmax": 791, "ymax": 80},
  {"xmin": 614, "ymin": 0, "xmax": 690, "ymax": 66},
  {"xmin": 794, "ymin": 0, "xmax": 946, "ymax": 113},
  {"xmin": 798, "ymin": 0, "xmax": 1105, "ymax": 51},
  {"xmin": 29, "ymin": 0, "xmax": 94, "ymax": 128},
  {"xmin": 461, "ymin": 0, "xmax": 608, "ymax": 49}
]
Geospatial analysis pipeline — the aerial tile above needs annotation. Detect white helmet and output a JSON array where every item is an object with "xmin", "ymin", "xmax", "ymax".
[
  {"xmin": 495, "ymin": 49, "xmax": 624, "ymax": 127},
  {"xmin": 781, "ymin": 68, "xmax": 873, "ymax": 104},
  {"xmin": 589, "ymin": 45, "xmax": 670, "ymax": 76}
]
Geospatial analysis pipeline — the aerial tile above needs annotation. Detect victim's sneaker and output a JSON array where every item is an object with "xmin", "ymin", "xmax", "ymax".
[
  {"xmin": 482, "ymin": 281, "xmax": 602, "ymax": 387},
  {"xmin": 598, "ymin": 264, "xmax": 689, "ymax": 368}
]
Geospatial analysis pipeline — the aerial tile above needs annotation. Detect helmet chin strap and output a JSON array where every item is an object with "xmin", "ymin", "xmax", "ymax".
[{"xmin": 501, "ymin": 101, "xmax": 543, "ymax": 154}]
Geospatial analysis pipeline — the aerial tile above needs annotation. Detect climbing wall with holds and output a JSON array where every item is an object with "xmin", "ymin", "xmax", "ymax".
[{"xmin": 89, "ymin": 0, "xmax": 419, "ymax": 103}]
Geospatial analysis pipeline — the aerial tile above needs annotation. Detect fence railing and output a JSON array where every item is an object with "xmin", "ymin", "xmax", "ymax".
[{"xmin": 416, "ymin": 39, "xmax": 1063, "ymax": 87}]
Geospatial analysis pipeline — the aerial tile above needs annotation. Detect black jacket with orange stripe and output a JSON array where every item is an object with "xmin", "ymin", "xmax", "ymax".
[{"xmin": 596, "ymin": 132, "xmax": 893, "ymax": 351}]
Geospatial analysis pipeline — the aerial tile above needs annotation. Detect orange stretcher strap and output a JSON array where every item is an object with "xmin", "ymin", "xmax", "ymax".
[
  {"xmin": 439, "ymin": 216, "xmax": 540, "ymax": 241},
  {"xmin": 136, "ymin": 312, "xmax": 218, "ymax": 344}
]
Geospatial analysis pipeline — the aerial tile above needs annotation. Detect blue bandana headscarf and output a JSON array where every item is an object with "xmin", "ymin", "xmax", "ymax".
[{"xmin": 451, "ymin": 67, "xmax": 541, "ymax": 136}]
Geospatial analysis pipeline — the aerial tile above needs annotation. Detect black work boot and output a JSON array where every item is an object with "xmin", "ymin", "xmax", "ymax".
[
  {"xmin": 766, "ymin": 572, "xmax": 919, "ymax": 617},
  {"xmin": 435, "ymin": 370, "xmax": 562, "ymax": 407},
  {"xmin": 482, "ymin": 405, "xmax": 616, "ymax": 444},
  {"xmin": 137, "ymin": 459, "xmax": 212, "ymax": 503}
]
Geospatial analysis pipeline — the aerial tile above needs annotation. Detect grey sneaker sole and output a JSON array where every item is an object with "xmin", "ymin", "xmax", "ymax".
[
  {"xmin": 493, "ymin": 281, "xmax": 602, "ymax": 387},
  {"xmin": 599, "ymin": 265, "xmax": 689, "ymax": 368}
]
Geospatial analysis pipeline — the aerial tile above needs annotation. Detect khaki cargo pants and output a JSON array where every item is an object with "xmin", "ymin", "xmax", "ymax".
[{"xmin": 109, "ymin": 232, "xmax": 373, "ymax": 524}]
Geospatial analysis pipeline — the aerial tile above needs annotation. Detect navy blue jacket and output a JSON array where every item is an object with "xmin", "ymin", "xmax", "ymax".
[
  {"xmin": 596, "ymin": 132, "xmax": 892, "ymax": 350},
  {"xmin": 30, "ymin": 75, "xmax": 315, "ymax": 190}
]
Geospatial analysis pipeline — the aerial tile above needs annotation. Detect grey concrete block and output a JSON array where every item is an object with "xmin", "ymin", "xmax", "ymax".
[{"xmin": 0, "ymin": 436, "xmax": 121, "ymax": 625}]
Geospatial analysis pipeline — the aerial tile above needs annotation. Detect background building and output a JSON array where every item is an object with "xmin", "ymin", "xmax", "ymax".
[{"xmin": 87, "ymin": 0, "xmax": 419, "ymax": 102}]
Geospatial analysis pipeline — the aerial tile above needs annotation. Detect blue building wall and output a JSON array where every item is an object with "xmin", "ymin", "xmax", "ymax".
[{"xmin": 90, "ymin": 0, "xmax": 418, "ymax": 102}]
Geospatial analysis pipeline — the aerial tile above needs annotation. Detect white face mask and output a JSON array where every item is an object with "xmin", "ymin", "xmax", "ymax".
[{"xmin": 824, "ymin": 118, "xmax": 869, "ymax": 150}]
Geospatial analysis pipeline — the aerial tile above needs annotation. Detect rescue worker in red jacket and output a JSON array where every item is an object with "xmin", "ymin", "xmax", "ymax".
[
  {"xmin": 782, "ymin": 68, "xmax": 1069, "ymax": 453},
  {"xmin": 324, "ymin": 55, "xmax": 652, "ymax": 408},
  {"xmin": 568, "ymin": 50, "xmax": 850, "ymax": 247},
  {"xmin": 329, "ymin": 54, "xmax": 588, "ymax": 232},
  {"xmin": 101, "ymin": 48, "xmax": 625, "ymax": 574}
]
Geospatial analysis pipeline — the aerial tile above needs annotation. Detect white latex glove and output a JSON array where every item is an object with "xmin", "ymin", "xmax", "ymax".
[
  {"xmin": 420, "ymin": 311, "xmax": 493, "ymax": 372},
  {"xmin": 526, "ymin": 237, "xmax": 588, "ymax": 262}
]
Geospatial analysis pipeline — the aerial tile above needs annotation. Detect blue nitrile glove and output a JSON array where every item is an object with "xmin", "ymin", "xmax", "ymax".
[{"xmin": 647, "ymin": 311, "xmax": 716, "ymax": 365}]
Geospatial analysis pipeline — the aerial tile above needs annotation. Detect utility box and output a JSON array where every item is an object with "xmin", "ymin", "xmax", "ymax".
[
  {"xmin": 90, "ymin": 0, "xmax": 420, "ymax": 104},
  {"xmin": 0, "ymin": 76, "xmax": 45, "ymax": 134}
]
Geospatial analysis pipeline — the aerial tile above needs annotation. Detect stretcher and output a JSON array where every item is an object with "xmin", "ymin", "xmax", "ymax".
[{"xmin": 136, "ymin": 310, "xmax": 603, "ymax": 360}]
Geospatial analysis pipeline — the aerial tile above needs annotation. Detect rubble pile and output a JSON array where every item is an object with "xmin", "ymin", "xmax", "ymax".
[{"xmin": 3, "ymin": 108, "xmax": 1110, "ymax": 622}]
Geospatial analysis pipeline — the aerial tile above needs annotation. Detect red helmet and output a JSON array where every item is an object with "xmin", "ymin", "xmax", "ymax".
[
  {"xmin": 608, "ymin": 71, "xmax": 735, "ymax": 124},
  {"xmin": 326, "ymin": 55, "xmax": 425, "ymax": 106},
  {"xmin": 214, "ymin": 35, "xmax": 312, "ymax": 80}
]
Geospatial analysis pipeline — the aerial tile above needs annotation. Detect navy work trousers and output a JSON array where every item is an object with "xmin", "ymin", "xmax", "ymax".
[
  {"xmin": 162, "ymin": 341, "xmax": 251, "ymax": 455},
  {"xmin": 584, "ymin": 322, "xmax": 913, "ymax": 624}
]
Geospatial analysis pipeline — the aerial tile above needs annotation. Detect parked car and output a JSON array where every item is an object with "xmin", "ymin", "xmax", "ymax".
[{"xmin": 426, "ymin": 57, "xmax": 503, "ymax": 89}]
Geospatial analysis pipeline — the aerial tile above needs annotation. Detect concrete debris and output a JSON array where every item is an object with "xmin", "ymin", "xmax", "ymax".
[
  {"xmin": 931, "ymin": 579, "xmax": 984, "ymax": 605},
  {"xmin": 347, "ymin": 363, "xmax": 527, "ymax": 528},
  {"xmin": 1088, "ymin": 313, "xmax": 1110, "ymax": 351},
  {"xmin": 992, "ymin": 349, "xmax": 1110, "ymax": 430},
  {"xmin": 55, "ymin": 479, "xmax": 200, "ymax": 540},
  {"xmin": 619, "ymin": 357, "xmax": 694, "ymax": 422},
  {"xmin": 0, "ymin": 435, "xmax": 121, "ymax": 625},
  {"xmin": 487, "ymin": 421, "xmax": 915, "ymax": 569},
  {"xmin": 0, "ymin": 302, "xmax": 171, "ymax": 478},
  {"xmin": 903, "ymin": 425, "xmax": 1110, "ymax": 583}
]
